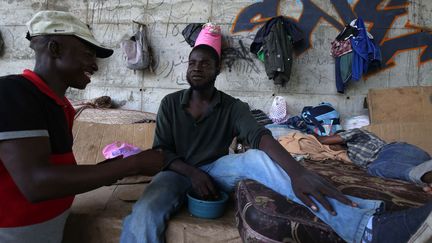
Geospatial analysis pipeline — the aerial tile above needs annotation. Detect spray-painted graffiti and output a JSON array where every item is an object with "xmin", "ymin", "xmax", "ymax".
[
  {"xmin": 231, "ymin": 0, "xmax": 432, "ymax": 71},
  {"xmin": 222, "ymin": 36, "xmax": 260, "ymax": 74}
]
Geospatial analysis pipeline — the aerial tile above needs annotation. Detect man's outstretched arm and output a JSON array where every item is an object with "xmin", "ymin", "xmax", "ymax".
[
  {"xmin": 259, "ymin": 134, "xmax": 356, "ymax": 215},
  {"xmin": 316, "ymin": 134, "xmax": 344, "ymax": 145},
  {"xmin": 0, "ymin": 137, "xmax": 164, "ymax": 203}
]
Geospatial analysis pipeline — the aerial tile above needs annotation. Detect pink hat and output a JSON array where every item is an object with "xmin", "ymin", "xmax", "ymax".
[{"xmin": 194, "ymin": 23, "xmax": 222, "ymax": 57}]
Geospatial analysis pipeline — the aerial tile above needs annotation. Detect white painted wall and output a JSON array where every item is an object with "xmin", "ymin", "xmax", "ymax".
[{"xmin": 0, "ymin": 0, "xmax": 431, "ymax": 119}]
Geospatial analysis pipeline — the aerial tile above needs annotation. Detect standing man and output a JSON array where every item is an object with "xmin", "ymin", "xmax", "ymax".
[
  {"xmin": 121, "ymin": 23, "xmax": 431, "ymax": 243},
  {"xmin": 0, "ymin": 11, "xmax": 164, "ymax": 243}
]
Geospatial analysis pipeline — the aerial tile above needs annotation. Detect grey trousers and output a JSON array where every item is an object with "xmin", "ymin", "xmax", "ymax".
[{"xmin": 0, "ymin": 210, "xmax": 69, "ymax": 243}]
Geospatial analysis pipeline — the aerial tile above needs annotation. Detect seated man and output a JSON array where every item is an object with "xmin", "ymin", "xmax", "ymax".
[
  {"xmin": 0, "ymin": 11, "xmax": 164, "ymax": 243},
  {"xmin": 317, "ymin": 128, "xmax": 432, "ymax": 194},
  {"xmin": 120, "ymin": 23, "xmax": 431, "ymax": 243}
]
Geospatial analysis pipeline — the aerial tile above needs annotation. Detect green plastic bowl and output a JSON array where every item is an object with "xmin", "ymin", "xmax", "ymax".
[{"xmin": 187, "ymin": 191, "xmax": 229, "ymax": 219}]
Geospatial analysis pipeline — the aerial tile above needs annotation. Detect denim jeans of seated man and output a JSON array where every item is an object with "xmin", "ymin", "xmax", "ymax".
[
  {"xmin": 120, "ymin": 149, "xmax": 383, "ymax": 243},
  {"xmin": 367, "ymin": 142, "xmax": 432, "ymax": 185}
]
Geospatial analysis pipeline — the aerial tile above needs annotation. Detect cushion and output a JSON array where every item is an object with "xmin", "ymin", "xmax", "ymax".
[{"xmin": 236, "ymin": 159, "xmax": 432, "ymax": 243}]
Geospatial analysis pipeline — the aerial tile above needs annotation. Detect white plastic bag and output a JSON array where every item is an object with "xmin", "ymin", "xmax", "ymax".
[{"xmin": 269, "ymin": 96, "xmax": 290, "ymax": 124}]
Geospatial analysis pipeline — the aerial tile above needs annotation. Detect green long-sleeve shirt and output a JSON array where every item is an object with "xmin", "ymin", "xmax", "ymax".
[{"xmin": 153, "ymin": 88, "xmax": 271, "ymax": 168}]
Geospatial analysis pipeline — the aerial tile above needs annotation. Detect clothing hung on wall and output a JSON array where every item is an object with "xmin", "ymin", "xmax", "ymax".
[
  {"xmin": 331, "ymin": 17, "xmax": 381, "ymax": 93},
  {"xmin": 250, "ymin": 16, "xmax": 304, "ymax": 86}
]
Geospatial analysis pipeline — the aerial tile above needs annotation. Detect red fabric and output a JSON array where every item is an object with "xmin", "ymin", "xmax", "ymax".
[
  {"xmin": 0, "ymin": 70, "xmax": 76, "ymax": 227},
  {"xmin": 22, "ymin": 69, "xmax": 76, "ymax": 132},
  {"xmin": 331, "ymin": 39, "xmax": 352, "ymax": 57},
  {"xmin": 0, "ymin": 154, "xmax": 76, "ymax": 227}
]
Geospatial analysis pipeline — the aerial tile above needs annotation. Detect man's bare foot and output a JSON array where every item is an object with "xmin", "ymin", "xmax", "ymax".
[
  {"xmin": 421, "ymin": 171, "xmax": 432, "ymax": 194},
  {"xmin": 422, "ymin": 171, "xmax": 432, "ymax": 184},
  {"xmin": 423, "ymin": 185, "xmax": 432, "ymax": 195}
]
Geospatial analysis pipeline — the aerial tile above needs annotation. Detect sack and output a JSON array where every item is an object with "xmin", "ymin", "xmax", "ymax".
[
  {"xmin": 121, "ymin": 25, "xmax": 151, "ymax": 70},
  {"xmin": 182, "ymin": 23, "xmax": 204, "ymax": 47},
  {"xmin": 301, "ymin": 102, "xmax": 342, "ymax": 136},
  {"xmin": 269, "ymin": 96, "xmax": 290, "ymax": 124}
]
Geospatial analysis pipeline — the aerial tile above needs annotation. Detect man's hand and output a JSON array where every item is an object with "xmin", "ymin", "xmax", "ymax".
[
  {"xmin": 259, "ymin": 134, "xmax": 356, "ymax": 215},
  {"xmin": 290, "ymin": 168, "xmax": 357, "ymax": 215},
  {"xmin": 189, "ymin": 168, "xmax": 219, "ymax": 200},
  {"xmin": 167, "ymin": 159, "xmax": 219, "ymax": 200}
]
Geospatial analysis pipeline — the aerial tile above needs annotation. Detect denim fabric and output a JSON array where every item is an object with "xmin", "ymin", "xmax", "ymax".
[
  {"xmin": 121, "ymin": 150, "xmax": 383, "ymax": 243},
  {"xmin": 264, "ymin": 124, "xmax": 297, "ymax": 139},
  {"xmin": 371, "ymin": 202, "xmax": 432, "ymax": 243},
  {"xmin": 408, "ymin": 208, "xmax": 432, "ymax": 243},
  {"xmin": 120, "ymin": 171, "xmax": 191, "ymax": 243},
  {"xmin": 367, "ymin": 142, "xmax": 432, "ymax": 185}
]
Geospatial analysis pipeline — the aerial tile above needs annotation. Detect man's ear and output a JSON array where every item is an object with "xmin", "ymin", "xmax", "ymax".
[{"xmin": 47, "ymin": 40, "xmax": 61, "ymax": 58}]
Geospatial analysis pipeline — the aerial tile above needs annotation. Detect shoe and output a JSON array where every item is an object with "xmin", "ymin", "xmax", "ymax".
[{"xmin": 372, "ymin": 202, "xmax": 432, "ymax": 243}]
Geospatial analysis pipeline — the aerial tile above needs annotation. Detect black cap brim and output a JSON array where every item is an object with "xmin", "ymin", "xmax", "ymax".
[{"xmin": 79, "ymin": 38, "xmax": 113, "ymax": 58}]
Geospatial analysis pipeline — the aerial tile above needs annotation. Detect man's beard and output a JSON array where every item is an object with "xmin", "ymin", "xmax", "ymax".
[{"xmin": 187, "ymin": 76, "xmax": 216, "ymax": 91}]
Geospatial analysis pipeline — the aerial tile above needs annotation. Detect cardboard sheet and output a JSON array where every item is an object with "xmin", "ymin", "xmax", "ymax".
[
  {"xmin": 367, "ymin": 86, "xmax": 432, "ymax": 124},
  {"xmin": 72, "ymin": 121, "xmax": 156, "ymax": 165},
  {"xmin": 366, "ymin": 86, "xmax": 432, "ymax": 154},
  {"xmin": 365, "ymin": 122, "xmax": 431, "ymax": 154}
]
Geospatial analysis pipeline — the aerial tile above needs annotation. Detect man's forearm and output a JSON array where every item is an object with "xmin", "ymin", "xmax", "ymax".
[
  {"xmin": 259, "ymin": 134, "xmax": 306, "ymax": 176},
  {"xmin": 168, "ymin": 159, "xmax": 200, "ymax": 178},
  {"xmin": 317, "ymin": 134, "xmax": 344, "ymax": 145}
]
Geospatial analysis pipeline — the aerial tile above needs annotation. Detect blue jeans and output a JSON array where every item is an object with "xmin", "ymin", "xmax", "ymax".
[
  {"xmin": 367, "ymin": 143, "xmax": 432, "ymax": 185},
  {"xmin": 120, "ymin": 149, "xmax": 383, "ymax": 243}
]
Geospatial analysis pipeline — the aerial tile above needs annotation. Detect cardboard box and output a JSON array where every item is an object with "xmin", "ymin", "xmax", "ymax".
[
  {"xmin": 365, "ymin": 122, "xmax": 431, "ymax": 154},
  {"xmin": 366, "ymin": 86, "xmax": 432, "ymax": 154},
  {"xmin": 367, "ymin": 86, "xmax": 432, "ymax": 124}
]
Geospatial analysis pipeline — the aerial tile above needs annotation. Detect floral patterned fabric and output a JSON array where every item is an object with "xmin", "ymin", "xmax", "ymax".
[
  {"xmin": 235, "ymin": 159, "xmax": 432, "ymax": 243},
  {"xmin": 331, "ymin": 39, "xmax": 352, "ymax": 57}
]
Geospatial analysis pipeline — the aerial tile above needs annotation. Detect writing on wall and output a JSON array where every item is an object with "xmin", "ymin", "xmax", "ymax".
[{"xmin": 231, "ymin": 0, "xmax": 431, "ymax": 71}]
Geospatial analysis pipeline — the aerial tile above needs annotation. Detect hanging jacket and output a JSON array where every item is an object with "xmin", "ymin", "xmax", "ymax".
[
  {"xmin": 262, "ymin": 19, "xmax": 293, "ymax": 85},
  {"xmin": 350, "ymin": 17, "xmax": 381, "ymax": 80},
  {"xmin": 250, "ymin": 16, "xmax": 303, "ymax": 55}
]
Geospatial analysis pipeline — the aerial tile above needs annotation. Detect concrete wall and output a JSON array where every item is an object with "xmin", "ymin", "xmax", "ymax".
[{"xmin": 0, "ymin": 0, "xmax": 431, "ymax": 118}]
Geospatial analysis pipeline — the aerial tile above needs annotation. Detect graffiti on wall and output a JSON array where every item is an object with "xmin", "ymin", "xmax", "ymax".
[{"xmin": 231, "ymin": 0, "xmax": 432, "ymax": 71}]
